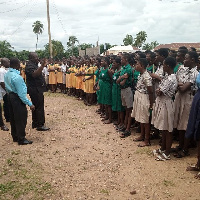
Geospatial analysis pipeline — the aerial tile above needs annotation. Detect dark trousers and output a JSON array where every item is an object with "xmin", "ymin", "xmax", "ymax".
[
  {"xmin": 3, "ymin": 94, "xmax": 10, "ymax": 122},
  {"xmin": 8, "ymin": 93, "xmax": 27, "ymax": 142},
  {"xmin": 29, "ymin": 89, "xmax": 45, "ymax": 127},
  {"xmin": 0, "ymin": 102, "xmax": 4, "ymax": 126}
]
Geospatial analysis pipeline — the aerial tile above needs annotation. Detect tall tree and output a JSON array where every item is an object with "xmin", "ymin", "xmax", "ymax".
[
  {"xmin": 44, "ymin": 40, "xmax": 65, "ymax": 59},
  {"xmin": 133, "ymin": 31, "xmax": 147, "ymax": 48},
  {"xmin": 67, "ymin": 36, "xmax": 79, "ymax": 56},
  {"xmin": 32, "ymin": 20, "xmax": 44, "ymax": 50},
  {"xmin": 0, "ymin": 40, "xmax": 14, "ymax": 58},
  {"xmin": 123, "ymin": 34, "xmax": 133, "ymax": 46},
  {"xmin": 142, "ymin": 41, "xmax": 159, "ymax": 50},
  {"xmin": 79, "ymin": 43, "xmax": 92, "ymax": 50}
]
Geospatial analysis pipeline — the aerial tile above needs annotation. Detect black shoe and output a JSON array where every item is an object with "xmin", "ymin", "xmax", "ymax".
[
  {"xmin": 36, "ymin": 126, "xmax": 50, "ymax": 131},
  {"xmin": 18, "ymin": 138, "xmax": 33, "ymax": 145},
  {"xmin": 13, "ymin": 138, "xmax": 18, "ymax": 142},
  {"xmin": 1, "ymin": 125, "xmax": 9, "ymax": 131},
  {"xmin": 32, "ymin": 124, "xmax": 37, "ymax": 129}
]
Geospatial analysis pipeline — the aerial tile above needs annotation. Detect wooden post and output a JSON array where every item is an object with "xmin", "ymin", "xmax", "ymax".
[{"xmin": 46, "ymin": 0, "xmax": 53, "ymax": 58}]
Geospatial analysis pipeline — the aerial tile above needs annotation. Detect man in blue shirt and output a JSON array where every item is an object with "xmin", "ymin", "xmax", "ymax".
[{"xmin": 4, "ymin": 58, "xmax": 35, "ymax": 145}]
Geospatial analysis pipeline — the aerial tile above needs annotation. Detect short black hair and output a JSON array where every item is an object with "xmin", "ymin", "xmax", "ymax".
[
  {"xmin": 179, "ymin": 46, "xmax": 188, "ymax": 51},
  {"xmin": 158, "ymin": 48, "xmax": 169, "ymax": 58},
  {"xmin": 187, "ymin": 51, "xmax": 199, "ymax": 63},
  {"xmin": 178, "ymin": 49, "xmax": 188, "ymax": 55},
  {"xmin": 138, "ymin": 58, "xmax": 148, "ymax": 68},
  {"xmin": 164, "ymin": 57, "xmax": 176, "ymax": 69},
  {"xmin": 138, "ymin": 52, "xmax": 146, "ymax": 59},
  {"xmin": 10, "ymin": 58, "xmax": 20, "ymax": 68},
  {"xmin": 114, "ymin": 57, "xmax": 121, "ymax": 65},
  {"xmin": 147, "ymin": 51, "xmax": 156, "ymax": 59},
  {"xmin": 122, "ymin": 53, "xmax": 130, "ymax": 62},
  {"xmin": 103, "ymin": 57, "xmax": 110, "ymax": 65},
  {"xmin": 190, "ymin": 47, "xmax": 196, "ymax": 52}
]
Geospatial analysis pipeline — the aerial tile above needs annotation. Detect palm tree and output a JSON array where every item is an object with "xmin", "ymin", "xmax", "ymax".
[
  {"xmin": 123, "ymin": 34, "xmax": 133, "ymax": 46},
  {"xmin": 32, "ymin": 21, "xmax": 44, "ymax": 50},
  {"xmin": 133, "ymin": 31, "xmax": 147, "ymax": 48},
  {"xmin": 67, "ymin": 36, "xmax": 79, "ymax": 56}
]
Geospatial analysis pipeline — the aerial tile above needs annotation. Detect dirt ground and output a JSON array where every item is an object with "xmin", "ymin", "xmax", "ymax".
[{"xmin": 0, "ymin": 92, "xmax": 200, "ymax": 200}]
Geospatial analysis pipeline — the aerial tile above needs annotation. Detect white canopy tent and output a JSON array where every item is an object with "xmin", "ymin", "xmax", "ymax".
[{"xmin": 104, "ymin": 45, "xmax": 139, "ymax": 55}]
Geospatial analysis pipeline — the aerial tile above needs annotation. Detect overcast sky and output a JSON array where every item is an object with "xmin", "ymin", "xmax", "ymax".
[{"xmin": 0, "ymin": 0, "xmax": 200, "ymax": 51}]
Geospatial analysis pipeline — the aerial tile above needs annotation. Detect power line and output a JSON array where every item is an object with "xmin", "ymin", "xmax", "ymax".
[
  {"xmin": 0, "ymin": 0, "xmax": 18, "ymax": 4},
  {"xmin": 0, "ymin": 1, "xmax": 32, "ymax": 13},
  {"xmin": 52, "ymin": 0, "xmax": 68, "ymax": 36},
  {"xmin": 5, "ymin": 0, "xmax": 37, "ymax": 39}
]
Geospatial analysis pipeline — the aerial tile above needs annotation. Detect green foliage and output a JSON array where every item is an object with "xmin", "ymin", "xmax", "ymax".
[
  {"xmin": 32, "ymin": 21, "xmax": 44, "ymax": 50},
  {"xmin": 44, "ymin": 40, "xmax": 65, "ymax": 60},
  {"xmin": 67, "ymin": 36, "xmax": 79, "ymax": 56},
  {"xmin": 99, "ymin": 43, "xmax": 113, "ymax": 54},
  {"xmin": 123, "ymin": 34, "xmax": 133, "ymax": 46},
  {"xmin": 78, "ymin": 43, "xmax": 92, "ymax": 50},
  {"xmin": 0, "ymin": 40, "xmax": 14, "ymax": 58},
  {"xmin": 133, "ymin": 31, "xmax": 147, "ymax": 48},
  {"xmin": 142, "ymin": 41, "xmax": 159, "ymax": 50}
]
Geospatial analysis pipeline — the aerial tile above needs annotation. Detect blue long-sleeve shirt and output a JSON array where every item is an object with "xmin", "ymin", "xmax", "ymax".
[
  {"xmin": 4, "ymin": 68, "xmax": 33, "ymax": 106},
  {"xmin": 196, "ymin": 71, "xmax": 200, "ymax": 89}
]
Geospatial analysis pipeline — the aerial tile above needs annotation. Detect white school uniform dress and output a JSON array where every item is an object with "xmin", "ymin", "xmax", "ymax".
[
  {"xmin": 131, "ymin": 70, "xmax": 152, "ymax": 123},
  {"xmin": 61, "ymin": 64, "xmax": 67, "ymax": 84},
  {"xmin": 173, "ymin": 65, "xmax": 199, "ymax": 131},
  {"xmin": 42, "ymin": 66, "xmax": 49, "ymax": 85},
  {"xmin": 152, "ymin": 74, "xmax": 177, "ymax": 132},
  {"xmin": 0, "ymin": 67, "xmax": 7, "ymax": 100}
]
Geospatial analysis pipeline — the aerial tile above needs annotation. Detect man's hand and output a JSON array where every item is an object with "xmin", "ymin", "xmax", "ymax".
[{"xmin": 30, "ymin": 105, "xmax": 35, "ymax": 111}]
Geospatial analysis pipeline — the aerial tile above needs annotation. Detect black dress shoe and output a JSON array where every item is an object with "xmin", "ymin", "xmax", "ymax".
[
  {"xmin": 18, "ymin": 138, "xmax": 33, "ymax": 145},
  {"xmin": 13, "ymin": 138, "xmax": 18, "ymax": 142},
  {"xmin": 36, "ymin": 126, "xmax": 50, "ymax": 131},
  {"xmin": 1, "ymin": 125, "xmax": 9, "ymax": 131},
  {"xmin": 32, "ymin": 124, "xmax": 37, "ymax": 129}
]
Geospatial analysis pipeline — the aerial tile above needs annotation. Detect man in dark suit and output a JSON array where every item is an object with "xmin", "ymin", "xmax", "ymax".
[{"xmin": 25, "ymin": 52, "xmax": 50, "ymax": 131}]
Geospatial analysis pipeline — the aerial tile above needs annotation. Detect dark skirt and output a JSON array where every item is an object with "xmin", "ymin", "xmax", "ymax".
[{"xmin": 186, "ymin": 89, "xmax": 200, "ymax": 141}]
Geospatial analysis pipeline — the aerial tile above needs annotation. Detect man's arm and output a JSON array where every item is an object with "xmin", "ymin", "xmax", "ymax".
[
  {"xmin": 32, "ymin": 59, "xmax": 48, "ymax": 78},
  {"xmin": 12, "ymin": 76, "xmax": 33, "ymax": 107}
]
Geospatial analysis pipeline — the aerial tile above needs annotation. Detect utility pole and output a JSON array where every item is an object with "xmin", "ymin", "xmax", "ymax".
[{"xmin": 46, "ymin": 0, "xmax": 53, "ymax": 58}]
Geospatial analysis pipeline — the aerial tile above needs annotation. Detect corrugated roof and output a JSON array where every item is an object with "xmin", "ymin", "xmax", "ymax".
[{"xmin": 154, "ymin": 43, "xmax": 200, "ymax": 50}]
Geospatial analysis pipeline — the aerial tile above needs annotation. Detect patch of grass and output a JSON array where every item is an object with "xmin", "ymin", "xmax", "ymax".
[
  {"xmin": 0, "ymin": 157, "xmax": 54, "ymax": 200},
  {"xmin": 163, "ymin": 179, "xmax": 175, "ymax": 187},
  {"xmin": 100, "ymin": 189, "xmax": 109, "ymax": 195},
  {"xmin": 135, "ymin": 147, "xmax": 152, "ymax": 155},
  {"xmin": 11, "ymin": 150, "xmax": 21, "ymax": 155}
]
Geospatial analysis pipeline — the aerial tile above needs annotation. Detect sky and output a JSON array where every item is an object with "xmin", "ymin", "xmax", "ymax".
[{"xmin": 0, "ymin": 0, "xmax": 200, "ymax": 51}]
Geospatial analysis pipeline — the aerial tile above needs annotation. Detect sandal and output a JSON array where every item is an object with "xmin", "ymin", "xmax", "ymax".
[
  {"xmin": 186, "ymin": 164, "xmax": 200, "ymax": 171},
  {"xmin": 161, "ymin": 152, "xmax": 170, "ymax": 160},
  {"xmin": 104, "ymin": 120, "xmax": 112, "ymax": 124},
  {"xmin": 137, "ymin": 140, "xmax": 151, "ymax": 147},
  {"xmin": 156, "ymin": 152, "xmax": 170, "ymax": 161},
  {"xmin": 153, "ymin": 149, "xmax": 163, "ymax": 156},
  {"xmin": 133, "ymin": 136, "xmax": 144, "ymax": 142},
  {"xmin": 120, "ymin": 130, "xmax": 131, "ymax": 138},
  {"xmin": 174, "ymin": 149, "xmax": 189, "ymax": 158},
  {"xmin": 156, "ymin": 154, "xmax": 166, "ymax": 161},
  {"xmin": 195, "ymin": 172, "xmax": 200, "ymax": 179}
]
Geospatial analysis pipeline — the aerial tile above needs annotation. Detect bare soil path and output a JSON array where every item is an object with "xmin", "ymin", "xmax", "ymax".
[{"xmin": 0, "ymin": 92, "xmax": 199, "ymax": 200}]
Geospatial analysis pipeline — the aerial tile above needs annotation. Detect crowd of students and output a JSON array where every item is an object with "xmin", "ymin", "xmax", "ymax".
[{"xmin": 2, "ymin": 46, "xmax": 200, "ymax": 178}]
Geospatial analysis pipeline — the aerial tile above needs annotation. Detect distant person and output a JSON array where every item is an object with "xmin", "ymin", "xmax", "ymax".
[
  {"xmin": 25, "ymin": 52, "xmax": 50, "ymax": 131},
  {"xmin": 4, "ymin": 58, "xmax": 35, "ymax": 145},
  {"xmin": 0, "ymin": 58, "xmax": 9, "ymax": 131},
  {"xmin": 1, "ymin": 58, "xmax": 10, "ymax": 122}
]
